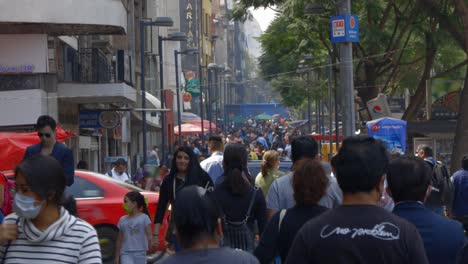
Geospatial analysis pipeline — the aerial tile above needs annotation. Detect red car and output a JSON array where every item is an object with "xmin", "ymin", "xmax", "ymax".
[{"xmin": 4, "ymin": 170, "xmax": 169, "ymax": 263}]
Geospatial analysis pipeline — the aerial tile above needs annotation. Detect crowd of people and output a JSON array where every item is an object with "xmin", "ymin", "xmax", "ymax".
[
  {"xmin": 1, "ymin": 115, "xmax": 468, "ymax": 264},
  {"xmin": 151, "ymin": 133, "xmax": 468, "ymax": 264}
]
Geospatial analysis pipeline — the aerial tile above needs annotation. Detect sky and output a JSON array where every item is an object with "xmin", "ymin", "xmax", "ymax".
[{"xmin": 249, "ymin": 6, "xmax": 278, "ymax": 32}]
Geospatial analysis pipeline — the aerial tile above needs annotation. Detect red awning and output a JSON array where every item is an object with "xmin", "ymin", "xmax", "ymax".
[{"xmin": 0, "ymin": 126, "xmax": 74, "ymax": 171}]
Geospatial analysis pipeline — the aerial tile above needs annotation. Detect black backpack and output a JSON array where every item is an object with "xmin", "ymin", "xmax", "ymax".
[
  {"xmin": 221, "ymin": 188, "xmax": 257, "ymax": 253},
  {"xmin": 428, "ymin": 161, "xmax": 454, "ymax": 210}
]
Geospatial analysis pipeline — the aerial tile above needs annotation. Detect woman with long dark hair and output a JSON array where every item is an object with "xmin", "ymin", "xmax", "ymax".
[
  {"xmin": 254, "ymin": 159, "xmax": 329, "ymax": 263},
  {"xmin": 213, "ymin": 144, "xmax": 267, "ymax": 253},
  {"xmin": 152, "ymin": 147, "xmax": 213, "ymax": 249}
]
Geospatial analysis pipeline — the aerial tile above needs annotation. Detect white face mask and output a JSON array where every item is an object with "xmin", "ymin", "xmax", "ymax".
[{"xmin": 13, "ymin": 193, "xmax": 43, "ymax": 219}]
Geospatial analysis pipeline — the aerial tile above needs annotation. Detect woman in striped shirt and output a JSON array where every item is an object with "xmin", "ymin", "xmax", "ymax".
[{"xmin": 0, "ymin": 155, "xmax": 102, "ymax": 264}]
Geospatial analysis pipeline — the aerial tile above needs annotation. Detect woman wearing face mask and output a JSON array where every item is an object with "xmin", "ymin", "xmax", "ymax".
[
  {"xmin": 152, "ymin": 146, "xmax": 213, "ymax": 251},
  {"xmin": 0, "ymin": 155, "xmax": 101, "ymax": 263}
]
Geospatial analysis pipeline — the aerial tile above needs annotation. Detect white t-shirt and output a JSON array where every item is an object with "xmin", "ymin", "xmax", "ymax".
[{"xmin": 110, "ymin": 168, "xmax": 131, "ymax": 182}]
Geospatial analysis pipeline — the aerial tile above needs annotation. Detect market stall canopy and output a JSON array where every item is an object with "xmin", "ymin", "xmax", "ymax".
[
  {"xmin": 181, "ymin": 112, "xmax": 201, "ymax": 122},
  {"xmin": 227, "ymin": 116, "xmax": 245, "ymax": 123},
  {"xmin": 187, "ymin": 119, "xmax": 217, "ymax": 130},
  {"xmin": 367, "ymin": 117, "xmax": 407, "ymax": 153},
  {"xmin": 0, "ymin": 126, "xmax": 74, "ymax": 171},
  {"xmin": 174, "ymin": 123, "xmax": 215, "ymax": 135},
  {"xmin": 256, "ymin": 113, "xmax": 273, "ymax": 120}
]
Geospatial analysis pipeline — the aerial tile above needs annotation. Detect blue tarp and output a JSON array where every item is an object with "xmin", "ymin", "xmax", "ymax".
[
  {"xmin": 225, "ymin": 103, "xmax": 288, "ymax": 119},
  {"xmin": 367, "ymin": 117, "xmax": 407, "ymax": 154}
]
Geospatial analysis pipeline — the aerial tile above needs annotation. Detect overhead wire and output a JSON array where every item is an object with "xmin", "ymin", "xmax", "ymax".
[{"xmin": 0, "ymin": 45, "xmax": 413, "ymax": 101}]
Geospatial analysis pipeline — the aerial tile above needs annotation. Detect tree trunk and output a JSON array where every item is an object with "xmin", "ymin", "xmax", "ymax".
[
  {"xmin": 451, "ymin": 0, "xmax": 468, "ymax": 172},
  {"xmin": 402, "ymin": 33, "xmax": 437, "ymax": 120}
]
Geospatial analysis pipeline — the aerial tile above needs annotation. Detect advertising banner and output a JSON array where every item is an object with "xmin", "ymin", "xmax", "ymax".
[{"xmin": 367, "ymin": 117, "xmax": 407, "ymax": 154}]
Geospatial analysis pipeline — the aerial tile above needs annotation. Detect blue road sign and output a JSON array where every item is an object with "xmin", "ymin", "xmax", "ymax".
[{"xmin": 331, "ymin": 15, "xmax": 359, "ymax": 43}]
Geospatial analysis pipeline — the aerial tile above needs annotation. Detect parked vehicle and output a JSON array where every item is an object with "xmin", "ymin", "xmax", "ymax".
[
  {"xmin": 4, "ymin": 170, "xmax": 169, "ymax": 263},
  {"xmin": 247, "ymin": 160, "xmax": 292, "ymax": 178}
]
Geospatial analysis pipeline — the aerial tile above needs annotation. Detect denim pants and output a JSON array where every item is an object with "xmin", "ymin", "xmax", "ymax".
[{"xmin": 120, "ymin": 251, "xmax": 146, "ymax": 264}]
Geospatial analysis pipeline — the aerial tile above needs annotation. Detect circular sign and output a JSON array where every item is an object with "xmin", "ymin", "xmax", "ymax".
[
  {"xmin": 350, "ymin": 16, "xmax": 356, "ymax": 28},
  {"xmin": 372, "ymin": 105, "xmax": 382, "ymax": 114},
  {"xmin": 99, "ymin": 111, "xmax": 120, "ymax": 129},
  {"xmin": 183, "ymin": 92, "xmax": 193, "ymax": 102},
  {"xmin": 372, "ymin": 124, "xmax": 379, "ymax": 132}
]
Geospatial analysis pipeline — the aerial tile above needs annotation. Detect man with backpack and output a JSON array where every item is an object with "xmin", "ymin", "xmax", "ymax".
[{"xmin": 416, "ymin": 145, "xmax": 454, "ymax": 215}]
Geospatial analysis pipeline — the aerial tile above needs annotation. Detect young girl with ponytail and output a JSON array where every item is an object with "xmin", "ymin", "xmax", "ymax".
[{"xmin": 115, "ymin": 191, "xmax": 152, "ymax": 264}]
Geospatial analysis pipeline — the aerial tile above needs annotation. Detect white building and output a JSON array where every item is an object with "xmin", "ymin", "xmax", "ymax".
[{"xmin": 0, "ymin": 0, "xmax": 181, "ymax": 172}]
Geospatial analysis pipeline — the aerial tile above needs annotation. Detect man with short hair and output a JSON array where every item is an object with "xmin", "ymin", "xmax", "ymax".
[
  {"xmin": 265, "ymin": 136, "xmax": 342, "ymax": 219},
  {"xmin": 160, "ymin": 186, "xmax": 259, "ymax": 264},
  {"xmin": 387, "ymin": 155, "xmax": 465, "ymax": 264},
  {"xmin": 256, "ymin": 133, "xmax": 269, "ymax": 150},
  {"xmin": 107, "ymin": 158, "xmax": 131, "ymax": 183},
  {"xmin": 24, "ymin": 115, "xmax": 74, "ymax": 186},
  {"xmin": 200, "ymin": 136, "xmax": 224, "ymax": 183},
  {"xmin": 286, "ymin": 136, "xmax": 429, "ymax": 264},
  {"xmin": 416, "ymin": 144, "xmax": 453, "ymax": 214},
  {"xmin": 451, "ymin": 155, "xmax": 468, "ymax": 231}
]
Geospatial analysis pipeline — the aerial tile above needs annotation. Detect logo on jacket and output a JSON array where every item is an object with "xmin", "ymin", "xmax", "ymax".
[{"xmin": 320, "ymin": 222, "xmax": 400, "ymax": 240}]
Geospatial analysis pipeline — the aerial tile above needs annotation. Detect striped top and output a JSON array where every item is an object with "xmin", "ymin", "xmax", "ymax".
[{"xmin": 0, "ymin": 207, "xmax": 102, "ymax": 264}]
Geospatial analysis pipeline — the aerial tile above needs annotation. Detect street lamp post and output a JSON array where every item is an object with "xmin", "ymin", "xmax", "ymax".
[
  {"xmin": 306, "ymin": 70, "xmax": 312, "ymax": 134},
  {"xmin": 207, "ymin": 63, "xmax": 218, "ymax": 135},
  {"xmin": 158, "ymin": 32, "xmax": 187, "ymax": 162},
  {"xmin": 298, "ymin": 55, "xmax": 313, "ymax": 134},
  {"xmin": 174, "ymin": 48, "xmax": 198, "ymax": 146},
  {"xmin": 140, "ymin": 17, "xmax": 174, "ymax": 165}
]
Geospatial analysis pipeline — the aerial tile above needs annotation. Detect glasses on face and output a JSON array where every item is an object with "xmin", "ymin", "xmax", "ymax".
[{"xmin": 38, "ymin": 132, "xmax": 52, "ymax": 138}]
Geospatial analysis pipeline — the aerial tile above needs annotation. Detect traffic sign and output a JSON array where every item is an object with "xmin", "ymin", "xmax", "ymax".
[{"xmin": 331, "ymin": 15, "xmax": 359, "ymax": 43}]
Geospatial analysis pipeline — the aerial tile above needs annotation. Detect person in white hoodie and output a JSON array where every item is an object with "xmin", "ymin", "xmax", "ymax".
[{"xmin": 0, "ymin": 155, "xmax": 102, "ymax": 263}]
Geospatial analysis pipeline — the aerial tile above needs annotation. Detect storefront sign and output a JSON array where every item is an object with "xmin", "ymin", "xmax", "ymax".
[
  {"xmin": 79, "ymin": 111, "xmax": 101, "ymax": 129},
  {"xmin": 180, "ymin": 0, "xmax": 199, "ymax": 81},
  {"xmin": 0, "ymin": 65, "xmax": 34, "ymax": 73},
  {"xmin": 431, "ymin": 78, "xmax": 462, "ymax": 120}
]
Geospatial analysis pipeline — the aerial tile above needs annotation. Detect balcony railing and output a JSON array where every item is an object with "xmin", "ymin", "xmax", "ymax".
[{"xmin": 61, "ymin": 47, "xmax": 114, "ymax": 84}]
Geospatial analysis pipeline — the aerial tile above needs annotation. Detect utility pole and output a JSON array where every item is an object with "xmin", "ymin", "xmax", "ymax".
[{"xmin": 339, "ymin": 0, "xmax": 356, "ymax": 138}]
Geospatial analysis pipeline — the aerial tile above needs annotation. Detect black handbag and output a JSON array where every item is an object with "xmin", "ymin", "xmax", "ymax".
[{"xmin": 221, "ymin": 188, "xmax": 257, "ymax": 253}]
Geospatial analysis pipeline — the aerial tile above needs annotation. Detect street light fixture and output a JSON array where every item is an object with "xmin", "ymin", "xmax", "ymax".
[
  {"xmin": 140, "ymin": 17, "xmax": 174, "ymax": 165},
  {"xmin": 158, "ymin": 32, "xmax": 187, "ymax": 162},
  {"xmin": 174, "ymin": 48, "xmax": 198, "ymax": 146}
]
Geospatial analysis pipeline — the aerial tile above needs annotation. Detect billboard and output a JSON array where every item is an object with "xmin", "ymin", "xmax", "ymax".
[{"xmin": 431, "ymin": 78, "xmax": 463, "ymax": 120}]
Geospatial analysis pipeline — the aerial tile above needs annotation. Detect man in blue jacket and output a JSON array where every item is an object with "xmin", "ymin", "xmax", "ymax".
[
  {"xmin": 23, "ymin": 115, "xmax": 74, "ymax": 186},
  {"xmin": 387, "ymin": 155, "xmax": 465, "ymax": 264},
  {"xmin": 451, "ymin": 155, "xmax": 468, "ymax": 232}
]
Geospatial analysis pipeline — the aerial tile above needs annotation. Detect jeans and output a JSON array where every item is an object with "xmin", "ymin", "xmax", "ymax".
[{"xmin": 120, "ymin": 251, "xmax": 146, "ymax": 264}]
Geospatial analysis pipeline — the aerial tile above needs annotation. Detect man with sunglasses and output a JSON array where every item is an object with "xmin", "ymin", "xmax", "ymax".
[{"xmin": 23, "ymin": 115, "xmax": 74, "ymax": 186}]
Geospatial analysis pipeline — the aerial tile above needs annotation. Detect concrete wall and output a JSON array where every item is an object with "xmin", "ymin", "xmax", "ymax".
[
  {"xmin": 0, "ymin": 34, "xmax": 48, "ymax": 73},
  {"xmin": 0, "ymin": 89, "xmax": 57, "ymax": 126},
  {"xmin": 0, "ymin": 0, "xmax": 127, "ymax": 32}
]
